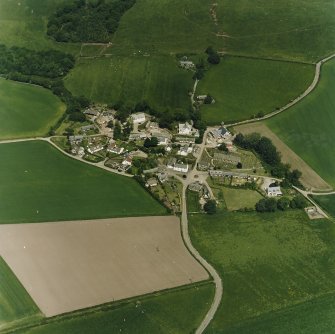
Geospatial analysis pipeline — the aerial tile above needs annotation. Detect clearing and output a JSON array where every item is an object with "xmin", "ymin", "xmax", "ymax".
[
  {"xmin": 189, "ymin": 210, "xmax": 335, "ymax": 332},
  {"xmin": 197, "ymin": 56, "xmax": 314, "ymax": 124},
  {"xmin": 0, "ymin": 78, "xmax": 65, "ymax": 139},
  {"xmin": 266, "ymin": 58, "xmax": 335, "ymax": 189},
  {"xmin": 234, "ymin": 122, "xmax": 331, "ymax": 191},
  {"xmin": 0, "ymin": 216, "xmax": 208, "ymax": 317},
  {"xmin": 0, "ymin": 141, "xmax": 166, "ymax": 223}
]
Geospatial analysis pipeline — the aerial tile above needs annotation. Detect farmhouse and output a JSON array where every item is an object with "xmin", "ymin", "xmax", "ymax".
[
  {"xmin": 174, "ymin": 163, "xmax": 189, "ymax": 173},
  {"xmin": 107, "ymin": 143, "xmax": 124, "ymax": 155},
  {"xmin": 131, "ymin": 112, "xmax": 146, "ymax": 124},
  {"xmin": 84, "ymin": 108, "xmax": 100, "ymax": 117},
  {"xmin": 87, "ymin": 144, "xmax": 104, "ymax": 154},
  {"xmin": 177, "ymin": 144, "xmax": 193, "ymax": 156},
  {"xmin": 210, "ymin": 126, "xmax": 231, "ymax": 141},
  {"xmin": 178, "ymin": 122, "xmax": 193, "ymax": 136},
  {"xmin": 146, "ymin": 178, "xmax": 158, "ymax": 187},
  {"xmin": 266, "ymin": 186, "xmax": 282, "ymax": 197}
]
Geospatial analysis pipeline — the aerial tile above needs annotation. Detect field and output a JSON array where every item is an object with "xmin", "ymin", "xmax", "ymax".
[
  {"xmin": 0, "ymin": 141, "xmax": 166, "ymax": 223},
  {"xmin": 0, "ymin": 78, "xmax": 65, "ymax": 139},
  {"xmin": 189, "ymin": 210, "xmax": 335, "ymax": 332},
  {"xmin": 65, "ymin": 55, "xmax": 193, "ymax": 111},
  {"xmin": 221, "ymin": 187, "xmax": 263, "ymax": 211},
  {"xmin": 0, "ymin": 216, "xmax": 208, "ymax": 317},
  {"xmin": 266, "ymin": 58, "xmax": 335, "ymax": 189},
  {"xmin": 234, "ymin": 122, "xmax": 331, "ymax": 191},
  {"xmin": 197, "ymin": 56, "xmax": 314, "ymax": 124},
  {"xmin": 312, "ymin": 194, "xmax": 335, "ymax": 218},
  {"xmin": 0, "ymin": 257, "xmax": 42, "ymax": 331},
  {"xmin": 15, "ymin": 283, "xmax": 214, "ymax": 334}
]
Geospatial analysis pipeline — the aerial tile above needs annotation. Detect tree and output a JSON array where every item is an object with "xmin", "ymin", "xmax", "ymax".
[
  {"xmin": 256, "ymin": 198, "xmax": 277, "ymax": 212},
  {"xmin": 236, "ymin": 162, "xmax": 243, "ymax": 169},
  {"xmin": 113, "ymin": 121, "xmax": 122, "ymax": 140},
  {"xmin": 69, "ymin": 111, "xmax": 85, "ymax": 122},
  {"xmin": 204, "ymin": 94, "xmax": 213, "ymax": 104},
  {"xmin": 290, "ymin": 195, "xmax": 307, "ymax": 209},
  {"xmin": 204, "ymin": 200, "xmax": 216, "ymax": 214},
  {"xmin": 207, "ymin": 52, "xmax": 220, "ymax": 65},
  {"xmin": 277, "ymin": 197, "xmax": 290, "ymax": 211},
  {"xmin": 218, "ymin": 143, "xmax": 228, "ymax": 152}
]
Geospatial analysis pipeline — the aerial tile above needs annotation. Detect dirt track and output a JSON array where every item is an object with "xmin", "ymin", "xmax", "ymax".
[
  {"xmin": 234, "ymin": 123, "xmax": 332, "ymax": 191},
  {"xmin": 0, "ymin": 216, "xmax": 208, "ymax": 317}
]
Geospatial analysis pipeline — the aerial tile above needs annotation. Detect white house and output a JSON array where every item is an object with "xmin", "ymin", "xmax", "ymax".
[
  {"xmin": 107, "ymin": 143, "xmax": 124, "ymax": 155},
  {"xmin": 266, "ymin": 186, "xmax": 282, "ymax": 197},
  {"xmin": 87, "ymin": 145, "xmax": 104, "ymax": 154},
  {"xmin": 122, "ymin": 157, "xmax": 132, "ymax": 167},
  {"xmin": 173, "ymin": 163, "xmax": 189, "ymax": 173},
  {"xmin": 178, "ymin": 122, "xmax": 193, "ymax": 136},
  {"xmin": 179, "ymin": 60, "xmax": 195, "ymax": 69},
  {"xmin": 211, "ymin": 126, "xmax": 231, "ymax": 141},
  {"xmin": 177, "ymin": 144, "xmax": 193, "ymax": 156},
  {"xmin": 157, "ymin": 136, "xmax": 170, "ymax": 146},
  {"xmin": 146, "ymin": 178, "xmax": 158, "ymax": 187},
  {"xmin": 131, "ymin": 113, "xmax": 146, "ymax": 124}
]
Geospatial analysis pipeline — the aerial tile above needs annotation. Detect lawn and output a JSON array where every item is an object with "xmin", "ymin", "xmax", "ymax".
[
  {"xmin": 267, "ymin": 58, "xmax": 335, "ymax": 188},
  {"xmin": 65, "ymin": 55, "xmax": 193, "ymax": 112},
  {"xmin": 189, "ymin": 210, "xmax": 335, "ymax": 332},
  {"xmin": 0, "ymin": 141, "xmax": 167, "ymax": 223},
  {"xmin": 312, "ymin": 194, "xmax": 335, "ymax": 218},
  {"xmin": 0, "ymin": 78, "xmax": 65, "ymax": 139},
  {"xmin": 0, "ymin": 257, "xmax": 42, "ymax": 331},
  {"xmin": 221, "ymin": 187, "xmax": 263, "ymax": 211},
  {"xmin": 16, "ymin": 283, "xmax": 214, "ymax": 334},
  {"xmin": 197, "ymin": 56, "xmax": 314, "ymax": 124}
]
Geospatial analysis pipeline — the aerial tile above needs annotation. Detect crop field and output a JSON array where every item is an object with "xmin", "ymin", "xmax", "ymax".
[
  {"xmin": 234, "ymin": 122, "xmax": 331, "ymax": 191},
  {"xmin": 0, "ymin": 257, "xmax": 42, "ymax": 331},
  {"xmin": 0, "ymin": 78, "xmax": 65, "ymax": 139},
  {"xmin": 197, "ymin": 56, "xmax": 314, "ymax": 124},
  {"xmin": 0, "ymin": 141, "xmax": 167, "ymax": 223},
  {"xmin": 0, "ymin": 0, "xmax": 79, "ymax": 54},
  {"xmin": 0, "ymin": 216, "xmax": 208, "ymax": 317},
  {"xmin": 189, "ymin": 210, "xmax": 335, "ymax": 332},
  {"xmin": 65, "ymin": 55, "xmax": 193, "ymax": 111},
  {"xmin": 312, "ymin": 194, "xmax": 335, "ymax": 218},
  {"xmin": 15, "ymin": 283, "xmax": 214, "ymax": 334},
  {"xmin": 266, "ymin": 58, "xmax": 335, "ymax": 189},
  {"xmin": 216, "ymin": 0, "xmax": 335, "ymax": 62}
]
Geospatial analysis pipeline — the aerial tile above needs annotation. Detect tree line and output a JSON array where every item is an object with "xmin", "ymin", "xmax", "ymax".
[
  {"xmin": 47, "ymin": 0, "xmax": 136, "ymax": 43},
  {"xmin": 255, "ymin": 195, "xmax": 307, "ymax": 213}
]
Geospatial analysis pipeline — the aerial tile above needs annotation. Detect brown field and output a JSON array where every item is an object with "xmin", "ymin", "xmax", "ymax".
[
  {"xmin": 0, "ymin": 216, "xmax": 208, "ymax": 317},
  {"xmin": 234, "ymin": 123, "xmax": 331, "ymax": 191}
]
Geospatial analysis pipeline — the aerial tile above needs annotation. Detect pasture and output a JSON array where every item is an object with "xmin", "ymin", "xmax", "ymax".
[
  {"xmin": 0, "ymin": 216, "xmax": 208, "ymax": 317},
  {"xmin": 312, "ymin": 194, "xmax": 335, "ymax": 218},
  {"xmin": 189, "ymin": 210, "xmax": 335, "ymax": 332},
  {"xmin": 65, "ymin": 55, "xmax": 193, "ymax": 111},
  {"xmin": 16, "ymin": 283, "xmax": 214, "ymax": 334},
  {"xmin": 266, "ymin": 58, "xmax": 335, "ymax": 189},
  {"xmin": 0, "ymin": 257, "xmax": 41, "ymax": 331},
  {"xmin": 234, "ymin": 122, "xmax": 331, "ymax": 191},
  {"xmin": 0, "ymin": 141, "xmax": 166, "ymax": 223},
  {"xmin": 197, "ymin": 56, "xmax": 314, "ymax": 124},
  {"xmin": 0, "ymin": 78, "xmax": 65, "ymax": 139}
]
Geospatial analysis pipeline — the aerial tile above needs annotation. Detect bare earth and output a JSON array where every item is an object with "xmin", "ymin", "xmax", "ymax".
[
  {"xmin": 234, "ymin": 123, "xmax": 332, "ymax": 191},
  {"xmin": 0, "ymin": 216, "xmax": 208, "ymax": 317}
]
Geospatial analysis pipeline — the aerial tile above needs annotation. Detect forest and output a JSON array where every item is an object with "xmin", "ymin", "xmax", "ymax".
[{"xmin": 47, "ymin": 0, "xmax": 136, "ymax": 43}]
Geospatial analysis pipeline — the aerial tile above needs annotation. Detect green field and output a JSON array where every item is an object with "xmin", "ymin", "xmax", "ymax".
[
  {"xmin": 267, "ymin": 58, "xmax": 335, "ymax": 188},
  {"xmin": 0, "ymin": 78, "xmax": 65, "ymax": 139},
  {"xmin": 0, "ymin": 141, "xmax": 167, "ymax": 223},
  {"xmin": 221, "ymin": 187, "xmax": 263, "ymax": 211},
  {"xmin": 312, "ymin": 194, "xmax": 335, "ymax": 218},
  {"xmin": 65, "ymin": 55, "xmax": 193, "ymax": 111},
  {"xmin": 197, "ymin": 56, "xmax": 314, "ymax": 124},
  {"xmin": 189, "ymin": 211, "xmax": 335, "ymax": 332},
  {"xmin": 17, "ymin": 283, "xmax": 214, "ymax": 334},
  {"xmin": 0, "ymin": 257, "xmax": 41, "ymax": 331},
  {"xmin": 0, "ymin": 0, "xmax": 79, "ymax": 54}
]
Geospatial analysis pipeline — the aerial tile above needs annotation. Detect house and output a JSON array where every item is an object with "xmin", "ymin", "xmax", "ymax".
[
  {"xmin": 266, "ymin": 186, "xmax": 282, "ymax": 197},
  {"xmin": 80, "ymin": 125, "xmax": 96, "ymax": 133},
  {"xmin": 210, "ymin": 126, "xmax": 231, "ymax": 141},
  {"xmin": 174, "ymin": 163, "xmax": 189, "ymax": 173},
  {"xmin": 167, "ymin": 158, "xmax": 177, "ymax": 169},
  {"xmin": 179, "ymin": 60, "xmax": 195, "ymax": 69},
  {"xmin": 198, "ymin": 161, "xmax": 211, "ymax": 171},
  {"xmin": 165, "ymin": 145, "xmax": 172, "ymax": 152},
  {"xmin": 84, "ymin": 108, "xmax": 100, "ymax": 117},
  {"xmin": 146, "ymin": 178, "xmax": 158, "ymax": 187},
  {"xmin": 69, "ymin": 135, "xmax": 84, "ymax": 144},
  {"xmin": 131, "ymin": 113, "xmax": 146, "ymax": 124},
  {"xmin": 177, "ymin": 144, "xmax": 193, "ymax": 156},
  {"xmin": 157, "ymin": 172, "xmax": 168, "ymax": 184},
  {"xmin": 107, "ymin": 143, "xmax": 124, "ymax": 155},
  {"xmin": 129, "ymin": 132, "xmax": 147, "ymax": 141},
  {"xmin": 122, "ymin": 157, "xmax": 132, "ymax": 167},
  {"xmin": 178, "ymin": 122, "xmax": 193, "ymax": 136},
  {"xmin": 87, "ymin": 144, "xmax": 104, "ymax": 154},
  {"xmin": 175, "ymin": 136, "xmax": 196, "ymax": 144},
  {"xmin": 196, "ymin": 95, "xmax": 207, "ymax": 101},
  {"xmin": 157, "ymin": 136, "xmax": 170, "ymax": 146}
]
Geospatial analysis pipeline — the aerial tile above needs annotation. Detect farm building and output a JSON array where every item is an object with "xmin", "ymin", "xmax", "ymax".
[
  {"xmin": 178, "ymin": 122, "xmax": 193, "ymax": 136},
  {"xmin": 179, "ymin": 60, "xmax": 195, "ymax": 69},
  {"xmin": 83, "ymin": 108, "xmax": 100, "ymax": 117},
  {"xmin": 146, "ymin": 178, "xmax": 158, "ymax": 187},
  {"xmin": 266, "ymin": 186, "xmax": 282, "ymax": 197},
  {"xmin": 131, "ymin": 113, "xmax": 146, "ymax": 124},
  {"xmin": 210, "ymin": 126, "xmax": 231, "ymax": 141},
  {"xmin": 174, "ymin": 163, "xmax": 189, "ymax": 173}
]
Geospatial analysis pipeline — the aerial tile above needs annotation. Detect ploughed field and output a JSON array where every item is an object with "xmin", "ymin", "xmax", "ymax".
[
  {"xmin": 266, "ymin": 58, "xmax": 335, "ymax": 189},
  {"xmin": 0, "ymin": 141, "xmax": 166, "ymax": 223},
  {"xmin": 0, "ymin": 216, "xmax": 208, "ymax": 317},
  {"xmin": 0, "ymin": 78, "xmax": 65, "ymax": 139}
]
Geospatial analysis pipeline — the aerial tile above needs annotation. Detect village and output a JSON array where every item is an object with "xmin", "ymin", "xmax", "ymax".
[{"xmin": 51, "ymin": 103, "xmax": 290, "ymax": 214}]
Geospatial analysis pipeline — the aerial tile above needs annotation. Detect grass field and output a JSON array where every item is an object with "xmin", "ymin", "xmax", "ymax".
[
  {"xmin": 197, "ymin": 56, "xmax": 314, "ymax": 124},
  {"xmin": 189, "ymin": 210, "xmax": 335, "ymax": 332},
  {"xmin": 267, "ymin": 58, "xmax": 335, "ymax": 189},
  {"xmin": 312, "ymin": 195, "xmax": 335, "ymax": 218},
  {"xmin": 0, "ymin": 141, "xmax": 167, "ymax": 223},
  {"xmin": 221, "ymin": 187, "xmax": 263, "ymax": 211},
  {"xmin": 65, "ymin": 55, "xmax": 193, "ymax": 111},
  {"xmin": 0, "ymin": 0, "xmax": 79, "ymax": 54},
  {"xmin": 0, "ymin": 257, "xmax": 41, "ymax": 331},
  {"xmin": 0, "ymin": 78, "xmax": 65, "ymax": 139},
  {"xmin": 16, "ymin": 283, "xmax": 214, "ymax": 334}
]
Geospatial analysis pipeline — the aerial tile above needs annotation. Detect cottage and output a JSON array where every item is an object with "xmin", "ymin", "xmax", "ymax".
[
  {"xmin": 107, "ymin": 143, "xmax": 124, "ymax": 155},
  {"xmin": 146, "ymin": 178, "xmax": 158, "ymax": 187},
  {"xmin": 87, "ymin": 144, "xmax": 104, "ymax": 154},
  {"xmin": 266, "ymin": 186, "xmax": 282, "ymax": 197},
  {"xmin": 167, "ymin": 158, "xmax": 177, "ymax": 169},
  {"xmin": 179, "ymin": 60, "xmax": 195, "ymax": 69},
  {"xmin": 177, "ymin": 144, "xmax": 193, "ymax": 156},
  {"xmin": 173, "ymin": 163, "xmax": 189, "ymax": 173},
  {"xmin": 178, "ymin": 122, "xmax": 193, "ymax": 136},
  {"xmin": 83, "ymin": 108, "xmax": 100, "ymax": 117},
  {"xmin": 157, "ymin": 172, "xmax": 168, "ymax": 184},
  {"xmin": 131, "ymin": 113, "xmax": 146, "ymax": 124},
  {"xmin": 122, "ymin": 157, "xmax": 132, "ymax": 167}
]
